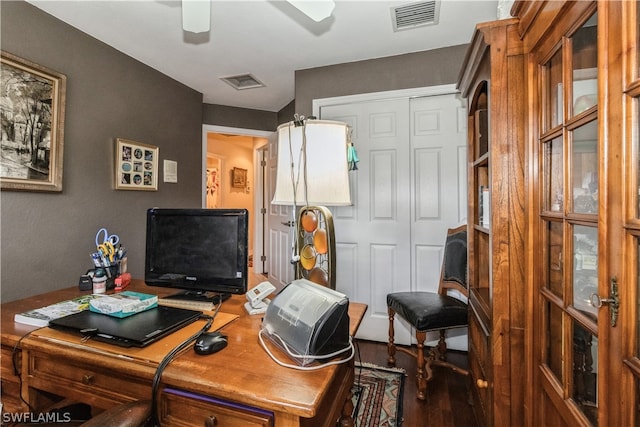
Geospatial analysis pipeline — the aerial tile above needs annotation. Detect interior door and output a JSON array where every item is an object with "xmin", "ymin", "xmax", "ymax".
[
  {"xmin": 266, "ymin": 132, "xmax": 295, "ymax": 289},
  {"xmin": 319, "ymin": 91, "xmax": 467, "ymax": 344}
]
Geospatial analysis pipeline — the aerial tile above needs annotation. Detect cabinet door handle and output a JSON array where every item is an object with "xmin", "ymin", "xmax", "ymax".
[
  {"xmin": 476, "ymin": 379, "xmax": 488, "ymax": 389},
  {"xmin": 205, "ymin": 415, "xmax": 217, "ymax": 427}
]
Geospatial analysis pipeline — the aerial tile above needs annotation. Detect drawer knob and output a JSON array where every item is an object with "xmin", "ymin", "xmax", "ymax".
[
  {"xmin": 205, "ymin": 415, "xmax": 218, "ymax": 427},
  {"xmin": 82, "ymin": 374, "xmax": 94, "ymax": 385},
  {"xmin": 476, "ymin": 379, "xmax": 488, "ymax": 389}
]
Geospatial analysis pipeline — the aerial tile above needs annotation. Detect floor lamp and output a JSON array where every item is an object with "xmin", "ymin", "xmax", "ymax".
[{"xmin": 271, "ymin": 117, "xmax": 352, "ymax": 289}]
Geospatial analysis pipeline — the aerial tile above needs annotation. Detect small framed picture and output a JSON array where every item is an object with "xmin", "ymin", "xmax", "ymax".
[
  {"xmin": 115, "ymin": 138, "xmax": 158, "ymax": 191},
  {"xmin": 232, "ymin": 167, "xmax": 247, "ymax": 188}
]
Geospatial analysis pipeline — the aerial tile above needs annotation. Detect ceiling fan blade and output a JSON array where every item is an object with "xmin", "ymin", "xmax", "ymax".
[
  {"xmin": 182, "ymin": 0, "xmax": 211, "ymax": 33},
  {"xmin": 287, "ymin": 0, "xmax": 336, "ymax": 22}
]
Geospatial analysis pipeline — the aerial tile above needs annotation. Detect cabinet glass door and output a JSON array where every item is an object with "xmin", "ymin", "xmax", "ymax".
[{"xmin": 538, "ymin": 10, "xmax": 599, "ymax": 426}]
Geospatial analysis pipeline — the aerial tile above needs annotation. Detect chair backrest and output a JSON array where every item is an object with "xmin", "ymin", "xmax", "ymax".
[{"xmin": 438, "ymin": 225, "xmax": 468, "ymax": 298}]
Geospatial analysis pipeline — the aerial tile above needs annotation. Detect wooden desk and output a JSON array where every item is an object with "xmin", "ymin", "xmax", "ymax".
[{"xmin": 0, "ymin": 279, "xmax": 367, "ymax": 427}]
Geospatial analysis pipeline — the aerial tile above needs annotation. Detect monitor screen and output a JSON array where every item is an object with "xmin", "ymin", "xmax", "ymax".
[{"xmin": 144, "ymin": 208, "xmax": 248, "ymax": 296}]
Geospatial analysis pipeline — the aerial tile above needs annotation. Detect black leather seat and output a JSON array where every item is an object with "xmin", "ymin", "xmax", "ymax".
[{"xmin": 386, "ymin": 225, "xmax": 468, "ymax": 400}]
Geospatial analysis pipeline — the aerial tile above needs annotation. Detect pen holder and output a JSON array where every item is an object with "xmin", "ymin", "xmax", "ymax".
[{"xmin": 105, "ymin": 264, "xmax": 120, "ymax": 279}]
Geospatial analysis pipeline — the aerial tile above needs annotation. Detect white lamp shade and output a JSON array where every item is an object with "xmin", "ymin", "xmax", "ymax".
[{"xmin": 272, "ymin": 120, "xmax": 352, "ymax": 206}]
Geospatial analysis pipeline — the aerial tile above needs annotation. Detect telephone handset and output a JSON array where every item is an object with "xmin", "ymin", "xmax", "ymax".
[{"xmin": 244, "ymin": 281, "xmax": 276, "ymax": 315}]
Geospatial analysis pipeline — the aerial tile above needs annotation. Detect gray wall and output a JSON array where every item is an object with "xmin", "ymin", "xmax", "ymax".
[
  {"xmin": 294, "ymin": 45, "xmax": 469, "ymax": 115},
  {"xmin": 202, "ymin": 100, "xmax": 295, "ymax": 129},
  {"xmin": 1, "ymin": 1, "xmax": 469, "ymax": 303},
  {"xmin": 202, "ymin": 104, "xmax": 278, "ymax": 131},
  {"xmin": 1, "ymin": 1, "xmax": 203, "ymax": 302}
]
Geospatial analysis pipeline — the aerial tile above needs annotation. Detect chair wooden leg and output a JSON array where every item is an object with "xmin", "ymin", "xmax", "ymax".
[
  {"xmin": 387, "ymin": 307, "xmax": 396, "ymax": 366},
  {"xmin": 437, "ymin": 329, "xmax": 447, "ymax": 360},
  {"xmin": 416, "ymin": 330, "xmax": 427, "ymax": 400}
]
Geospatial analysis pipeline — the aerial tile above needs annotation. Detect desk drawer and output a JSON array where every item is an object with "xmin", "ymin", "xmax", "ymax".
[
  {"xmin": 28, "ymin": 350, "xmax": 149, "ymax": 408},
  {"xmin": 1, "ymin": 344, "xmax": 23, "ymax": 412},
  {"xmin": 160, "ymin": 388, "xmax": 274, "ymax": 427}
]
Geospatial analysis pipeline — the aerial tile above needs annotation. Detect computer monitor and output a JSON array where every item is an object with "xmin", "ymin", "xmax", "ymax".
[{"xmin": 144, "ymin": 208, "xmax": 249, "ymax": 300}]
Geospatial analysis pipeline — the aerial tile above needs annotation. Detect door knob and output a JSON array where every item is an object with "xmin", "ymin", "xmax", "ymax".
[
  {"xmin": 281, "ymin": 221, "xmax": 295, "ymax": 227},
  {"xmin": 589, "ymin": 277, "xmax": 620, "ymax": 327}
]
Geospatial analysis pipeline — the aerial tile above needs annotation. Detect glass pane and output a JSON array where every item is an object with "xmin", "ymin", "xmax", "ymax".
[
  {"xmin": 545, "ymin": 49, "xmax": 564, "ymax": 130},
  {"xmin": 546, "ymin": 301, "xmax": 564, "ymax": 383},
  {"xmin": 476, "ymin": 88, "xmax": 489, "ymax": 157},
  {"xmin": 636, "ymin": 376, "xmax": 640, "ymax": 427},
  {"xmin": 638, "ymin": 239, "xmax": 640, "ymax": 356},
  {"xmin": 544, "ymin": 137, "xmax": 564, "ymax": 212},
  {"xmin": 571, "ymin": 120, "xmax": 598, "ymax": 214},
  {"xmin": 573, "ymin": 225, "xmax": 598, "ymax": 321},
  {"xmin": 637, "ymin": 1, "xmax": 640, "ymax": 78},
  {"xmin": 572, "ymin": 13, "xmax": 598, "ymax": 116},
  {"xmin": 572, "ymin": 320, "xmax": 598, "ymax": 425},
  {"xmin": 475, "ymin": 231, "xmax": 490, "ymax": 304},
  {"xmin": 637, "ymin": 101, "xmax": 640, "ymax": 218},
  {"xmin": 477, "ymin": 166, "xmax": 489, "ymax": 227},
  {"xmin": 545, "ymin": 220, "xmax": 564, "ymax": 298}
]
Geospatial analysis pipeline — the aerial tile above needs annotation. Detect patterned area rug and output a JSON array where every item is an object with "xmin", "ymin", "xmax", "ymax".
[{"xmin": 352, "ymin": 362, "xmax": 406, "ymax": 427}]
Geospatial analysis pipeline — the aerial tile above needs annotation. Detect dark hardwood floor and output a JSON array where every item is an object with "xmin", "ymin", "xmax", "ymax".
[{"xmin": 354, "ymin": 340, "xmax": 478, "ymax": 427}]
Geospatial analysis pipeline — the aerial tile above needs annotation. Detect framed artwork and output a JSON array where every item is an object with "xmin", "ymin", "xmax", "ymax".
[
  {"xmin": 0, "ymin": 51, "xmax": 67, "ymax": 192},
  {"xmin": 206, "ymin": 166, "xmax": 220, "ymax": 208},
  {"xmin": 115, "ymin": 138, "xmax": 158, "ymax": 191},
  {"xmin": 232, "ymin": 167, "xmax": 247, "ymax": 188}
]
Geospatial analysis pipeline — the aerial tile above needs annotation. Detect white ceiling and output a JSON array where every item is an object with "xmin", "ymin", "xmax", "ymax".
[{"xmin": 26, "ymin": 0, "xmax": 501, "ymax": 112}]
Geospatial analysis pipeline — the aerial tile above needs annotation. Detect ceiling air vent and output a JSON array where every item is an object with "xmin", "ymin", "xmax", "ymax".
[
  {"xmin": 391, "ymin": 0, "xmax": 440, "ymax": 32},
  {"xmin": 220, "ymin": 73, "xmax": 265, "ymax": 90}
]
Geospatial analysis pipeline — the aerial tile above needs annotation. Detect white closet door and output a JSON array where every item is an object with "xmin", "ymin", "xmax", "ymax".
[{"xmin": 319, "ymin": 91, "xmax": 467, "ymax": 346}]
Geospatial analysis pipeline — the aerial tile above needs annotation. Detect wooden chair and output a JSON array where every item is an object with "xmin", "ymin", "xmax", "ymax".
[
  {"xmin": 386, "ymin": 225, "xmax": 469, "ymax": 400},
  {"xmin": 81, "ymin": 400, "xmax": 151, "ymax": 427}
]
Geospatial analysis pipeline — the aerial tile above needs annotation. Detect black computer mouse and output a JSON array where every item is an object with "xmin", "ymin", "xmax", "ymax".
[{"xmin": 194, "ymin": 331, "xmax": 228, "ymax": 355}]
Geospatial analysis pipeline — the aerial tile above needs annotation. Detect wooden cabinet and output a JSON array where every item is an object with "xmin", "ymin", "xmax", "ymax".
[
  {"xmin": 457, "ymin": 18, "xmax": 526, "ymax": 427},
  {"xmin": 512, "ymin": 0, "xmax": 633, "ymax": 425}
]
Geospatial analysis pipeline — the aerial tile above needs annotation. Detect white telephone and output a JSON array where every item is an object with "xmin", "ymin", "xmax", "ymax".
[{"xmin": 244, "ymin": 281, "xmax": 276, "ymax": 315}]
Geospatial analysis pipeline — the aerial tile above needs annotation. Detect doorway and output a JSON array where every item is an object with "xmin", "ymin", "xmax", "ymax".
[{"xmin": 201, "ymin": 125, "xmax": 273, "ymax": 276}]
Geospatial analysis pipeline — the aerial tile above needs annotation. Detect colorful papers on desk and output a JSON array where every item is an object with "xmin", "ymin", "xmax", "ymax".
[{"xmin": 14, "ymin": 295, "xmax": 99, "ymax": 327}]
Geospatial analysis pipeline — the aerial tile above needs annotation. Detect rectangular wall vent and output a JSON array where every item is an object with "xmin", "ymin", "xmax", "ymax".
[
  {"xmin": 391, "ymin": 0, "xmax": 440, "ymax": 32},
  {"xmin": 220, "ymin": 73, "xmax": 265, "ymax": 90}
]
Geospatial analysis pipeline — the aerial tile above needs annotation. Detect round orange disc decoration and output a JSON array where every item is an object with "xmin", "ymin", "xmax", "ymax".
[
  {"xmin": 308, "ymin": 267, "xmax": 329, "ymax": 287},
  {"xmin": 300, "ymin": 210, "xmax": 318, "ymax": 232},
  {"xmin": 313, "ymin": 229, "xmax": 328, "ymax": 254},
  {"xmin": 300, "ymin": 244, "xmax": 317, "ymax": 270}
]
